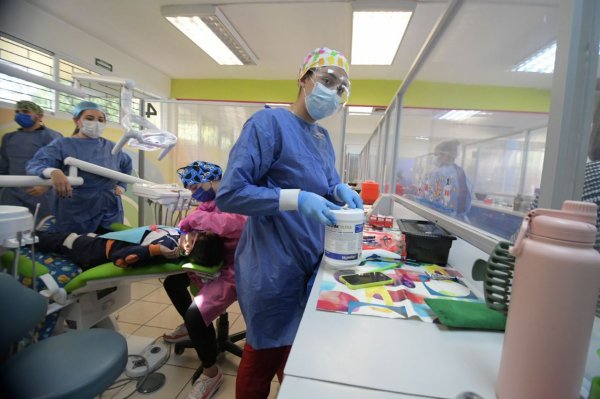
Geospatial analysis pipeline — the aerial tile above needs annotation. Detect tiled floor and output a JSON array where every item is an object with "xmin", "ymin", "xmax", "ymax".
[{"xmin": 98, "ymin": 278, "xmax": 280, "ymax": 399}]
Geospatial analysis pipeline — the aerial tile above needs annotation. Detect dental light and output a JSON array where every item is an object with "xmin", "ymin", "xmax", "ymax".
[{"xmin": 72, "ymin": 74, "xmax": 177, "ymax": 160}]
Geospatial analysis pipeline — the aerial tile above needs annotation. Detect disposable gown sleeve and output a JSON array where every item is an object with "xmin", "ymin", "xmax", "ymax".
[
  {"xmin": 216, "ymin": 118, "xmax": 282, "ymax": 216},
  {"xmin": 117, "ymin": 152, "xmax": 133, "ymax": 190},
  {"xmin": 322, "ymin": 130, "xmax": 343, "ymax": 204},
  {"xmin": 26, "ymin": 139, "xmax": 65, "ymax": 177},
  {"xmin": 179, "ymin": 208, "xmax": 247, "ymax": 239}
]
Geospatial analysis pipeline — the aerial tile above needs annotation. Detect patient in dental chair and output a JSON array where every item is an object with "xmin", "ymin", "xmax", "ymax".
[{"xmin": 35, "ymin": 227, "xmax": 224, "ymax": 271}]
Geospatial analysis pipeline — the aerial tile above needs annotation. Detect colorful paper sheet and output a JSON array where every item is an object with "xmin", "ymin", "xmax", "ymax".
[{"xmin": 316, "ymin": 249, "xmax": 479, "ymax": 323}]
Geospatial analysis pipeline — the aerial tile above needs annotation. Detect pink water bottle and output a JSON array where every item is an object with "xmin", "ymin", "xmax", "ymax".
[{"xmin": 496, "ymin": 200, "xmax": 600, "ymax": 399}]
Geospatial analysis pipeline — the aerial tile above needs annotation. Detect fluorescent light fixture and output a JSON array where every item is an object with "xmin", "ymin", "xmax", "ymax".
[
  {"xmin": 415, "ymin": 136, "xmax": 430, "ymax": 141},
  {"xmin": 348, "ymin": 106, "xmax": 374, "ymax": 114},
  {"xmin": 351, "ymin": 1, "xmax": 415, "ymax": 65},
  {"xmin": 437, "ymin": 110, "xmax": 480, "ymax": 121},
  {"xmin": 512, "ymin": 42, "xmax": 556, "ymax": 74},
  {"xmin": 266, "ymin": 103, "xmax": 290, "ymax": 108},
  {"xmin": 513, "ymin": 41, "xmax": 600, "ymax": 73},
  {"xmin": 162, "ymin": 5, "xmax": 257, "ymax": 65}
]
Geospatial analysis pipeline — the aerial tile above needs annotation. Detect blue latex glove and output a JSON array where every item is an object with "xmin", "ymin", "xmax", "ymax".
[
  {"xmin": 335, "ymin": 184, "xmax": 364, "ymax": 209},
  {"xmin": 298, "ymin": 191, "xmax": 341, "ymax": 226}
]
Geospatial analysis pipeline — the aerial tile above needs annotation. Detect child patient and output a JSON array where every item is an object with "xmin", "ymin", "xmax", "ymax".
[{"xmin": 35, "ymin": 227, "xmax": 224, "ymax": 270}]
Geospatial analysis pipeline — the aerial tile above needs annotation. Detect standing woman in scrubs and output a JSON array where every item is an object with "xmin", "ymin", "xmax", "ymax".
[
  {"xmin": 27, "ymin": 101, "xmax": 132, "ymax": 234},
  {"xmin": 216, "ymin": 47, "xmax": 363, "ymax": 399}
]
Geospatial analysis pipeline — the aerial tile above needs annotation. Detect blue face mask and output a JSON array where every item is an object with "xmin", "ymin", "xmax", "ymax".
[
  {"xmin": 305, "ymin": 82, "xmax": 340, "ymax": 121},
  {"xmin": 15, "ymin": 113, "xmax": 35, "ymax": 128},
  {"xmin": 192, "ymin": 187, "xmax": 216, "ymax": 202}
]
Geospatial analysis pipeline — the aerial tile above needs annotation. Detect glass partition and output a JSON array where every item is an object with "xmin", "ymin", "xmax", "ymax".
[{"xmin": 358, "ymin": 0, "xmax": 567, "ymax": 241}]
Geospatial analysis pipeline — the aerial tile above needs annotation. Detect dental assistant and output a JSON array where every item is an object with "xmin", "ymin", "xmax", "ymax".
[
  {"xmin": 26, "ymin": 101, "xmax": 132, "ymax": 234},
  {"xmin": 0, "ymin": 100, "xmax": 61, "ymax": 219},
  {"xmin": 216, "ymin": 47, "xmax": 363, "ymax": 399}
]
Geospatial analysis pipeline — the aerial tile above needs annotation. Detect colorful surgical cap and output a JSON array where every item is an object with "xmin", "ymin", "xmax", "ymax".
[
  {"xmin": 298, "ymin": 47, "xmax": 350, "ymax": 80},
  {"xmin": 72, "ymin": 101, "xmax": 105, "ymax": 118},
  {"xmin": 16, "ymin": 100, "xmax": 44, "ymax": 116},
  {"xmin": 177, "ymin": 161, "xmax": 223, "ymax": 188}
]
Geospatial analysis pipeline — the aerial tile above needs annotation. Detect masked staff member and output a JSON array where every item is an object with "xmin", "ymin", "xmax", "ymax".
[
  {"xmin": 216, "ymin": 47, "xmax": 363, "ymax": 399},
  {"xmin": 0, "ymin": 100, "xmax": 61, "ymax": 219},
  {"xmin": 27, "ymin": 101, "xmax": 132, "ymax": 234}
]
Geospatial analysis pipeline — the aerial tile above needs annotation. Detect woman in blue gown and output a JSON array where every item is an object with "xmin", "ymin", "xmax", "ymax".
[
  {"xmin": 27, "ymin": 101, "xmax": 132, "ymax": 234},
  {"xmin": 216, "ymin": 47, "xmax": 363, "ymax": 399}
]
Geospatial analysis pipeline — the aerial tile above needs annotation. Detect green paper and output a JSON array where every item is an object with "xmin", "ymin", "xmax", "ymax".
[{"xmin": 425, "ymin": 298, "xmax": 507, "ymax": 331}]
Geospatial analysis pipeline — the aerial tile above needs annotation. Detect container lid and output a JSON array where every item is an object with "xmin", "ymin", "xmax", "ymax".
[
  {"xmin": 397, "ymin": 219, "xmax": 456, "ymax": 240},
  {"xmin": 529, "ymin": 201, "xmax": 597, "ymax": 244},
  {"xmin": 331, "ymin": 208, "xmax": 365, "ymax": 221}
]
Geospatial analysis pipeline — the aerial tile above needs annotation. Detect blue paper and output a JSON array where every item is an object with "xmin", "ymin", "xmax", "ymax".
[{"xmin": 100, "ymin": 226, "xmax": 159, "ymax": 244}]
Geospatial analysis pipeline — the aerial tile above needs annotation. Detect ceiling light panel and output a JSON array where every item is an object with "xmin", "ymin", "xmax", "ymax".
[
  {"xmin": 351, "ymin": 11, "xmax": 412, "ymax": 65},
  {"xmin": 437, "ymin": 110, "xmax": 480, "ymax": 121},
  {"xmin": 162, "ymin": 5, "xmax": 257, "ymax": 66},
  {"xmin": 513, "ymin": 41, "xmax": 600, "ymax": 74}
]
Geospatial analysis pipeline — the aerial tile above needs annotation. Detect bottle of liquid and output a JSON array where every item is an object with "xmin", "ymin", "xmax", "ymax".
[
  {"xmin": 496, "ymin": 200, "xmax": 600, "ymax": 399},
  {"xmin": 513, "ymin": 193, "xmax": 523, "ymax": 211}
]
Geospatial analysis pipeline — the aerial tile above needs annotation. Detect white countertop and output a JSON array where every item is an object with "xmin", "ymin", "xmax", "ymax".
[{"xmin": 280, "ymin": 262, "xmax": 504, "ymax": 399}]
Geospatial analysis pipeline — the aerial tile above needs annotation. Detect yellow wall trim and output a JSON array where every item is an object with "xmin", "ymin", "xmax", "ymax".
[{"xmin": 171, "ymin": 79, "xmax": 551, "ymax": 113}]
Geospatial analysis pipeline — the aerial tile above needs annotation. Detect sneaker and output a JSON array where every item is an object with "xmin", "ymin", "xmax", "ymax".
[
  {"xmin": 186, "ymin": 367, "xmax": 224, "ymax": 399},
  {"xmin": 163, "ymin": 323, "xmax": 189, "ymax": 343},
  {"xmin": 36, "ymin": 215, "xmax": 56, "ymax": 232}
]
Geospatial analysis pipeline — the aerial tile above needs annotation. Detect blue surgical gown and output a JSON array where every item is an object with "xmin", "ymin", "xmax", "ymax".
[
  {"xmin": 0, "ymin": 126, "xmax": 62, "ymax": 219},
  {"xmin": 26, "ymin": 137, "xmax": 132, "ymax": 234},
  {"xmin": 427, "ymin": 163, "xmax": 473, "ymax": 217},
  {"xmin": 216, "ymin": 107, "xmax": 341, "ymax": 349}
]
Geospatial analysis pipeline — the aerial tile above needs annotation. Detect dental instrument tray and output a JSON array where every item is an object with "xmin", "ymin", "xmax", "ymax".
[
  {"xmin": 132, "ymin": 183, "xmax": 191, "ymax": 207},
  {"xmin": 397, "ymin": 219, "xmax": 456, "ymax": 266}
]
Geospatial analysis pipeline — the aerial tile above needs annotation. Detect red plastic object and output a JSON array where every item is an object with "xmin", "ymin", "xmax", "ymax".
[{"xmin": 361, "ymin": 180, "xmax": 380, "ymax": 205}]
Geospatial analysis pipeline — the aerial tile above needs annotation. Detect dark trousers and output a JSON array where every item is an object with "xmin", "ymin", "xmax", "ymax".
[
  {"xmin": 163, "ymin": 273, "xmax": 218, "ymax": 369},
  {"xmin": 36, "ymin": 231, "xmax": 173, "ymax": 270},
  {"xmin": 36, "ymin": 231, "xmax": 130, "ymax": 270}
]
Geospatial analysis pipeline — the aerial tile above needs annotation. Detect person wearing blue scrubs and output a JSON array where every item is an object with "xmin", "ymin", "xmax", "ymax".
[
  {"xmin": 216, "ymin": 47, "xmax": 363, "ymax": 399},
  {"xmin": 0, "ymin": 100, "xmax": 61, "ymax": 220},
  {"xmin": 429, "ymin": 139, "xmax": 473, "ymax": 221},
  {"xmin": 26, "ymin": 101, "xmax": 132, "ymax": 234}
]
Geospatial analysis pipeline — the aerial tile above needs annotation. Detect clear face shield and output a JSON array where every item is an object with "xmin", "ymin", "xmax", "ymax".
[{"xmin": 310, "ymin": 66, "xmax": 351, "ymax": 106}]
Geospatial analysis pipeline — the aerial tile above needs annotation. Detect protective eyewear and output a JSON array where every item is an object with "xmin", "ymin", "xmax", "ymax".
[{"xmin": 311, "ymin": 67, "xmax": 351, "ymax": 104}]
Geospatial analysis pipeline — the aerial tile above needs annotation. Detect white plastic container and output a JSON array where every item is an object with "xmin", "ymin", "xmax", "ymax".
[{"xmin": 324, "ymin": 209, "xmax": 365, "ymax": 268}]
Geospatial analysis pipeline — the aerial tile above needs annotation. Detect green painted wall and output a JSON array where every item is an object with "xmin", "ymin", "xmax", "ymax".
[{"xmin": 171, "ymin": 79, "xmax": 551, "ymax": 113}]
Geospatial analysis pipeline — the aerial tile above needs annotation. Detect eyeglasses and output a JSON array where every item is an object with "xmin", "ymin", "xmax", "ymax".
[{"xmin": 310, "ymin": 67, "xmax": 351, "ymax": 104}]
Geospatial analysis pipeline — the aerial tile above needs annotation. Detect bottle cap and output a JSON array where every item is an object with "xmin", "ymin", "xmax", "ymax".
[{"xmin": 529, "ymin": 201, "xmax": 597, "ymax": 244}]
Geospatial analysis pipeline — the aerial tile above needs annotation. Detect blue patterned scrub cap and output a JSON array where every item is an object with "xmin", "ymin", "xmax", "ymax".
[{"xmin": 177, "ymin": 161, "xmax": 223, "ymax": 188}]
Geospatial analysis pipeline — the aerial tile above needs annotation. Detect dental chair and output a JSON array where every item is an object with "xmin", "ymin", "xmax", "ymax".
[{"xmin": 0, "ymin": 273, "xmax": 128, "ymax": 399}]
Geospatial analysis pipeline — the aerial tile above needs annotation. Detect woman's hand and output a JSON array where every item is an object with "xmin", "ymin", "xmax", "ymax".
[
  {"xmin": 25, "ymin": 185, "xmax": 49, "ymax": 197},
  {"xmin": 50, "ymin": 170, "xmax": 72, "ymax": 198},
  {"xmin": 114, "ymin": 186, "xmax": 125, "ymax": 196}
]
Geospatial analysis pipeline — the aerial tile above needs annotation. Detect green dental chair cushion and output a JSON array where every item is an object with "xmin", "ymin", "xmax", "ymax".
[{"xmin": 64, "ymin": 261, "xmax": 183, "ymax": 293}]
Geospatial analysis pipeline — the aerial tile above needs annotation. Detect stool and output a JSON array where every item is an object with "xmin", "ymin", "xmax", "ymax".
[
  {"xmin": 0, "ymin": 273, "xmax": 127, "ymax": 398},
  {"xmin": 174, "ymin": 312, "xmax": 245, "ymax": 382}
]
